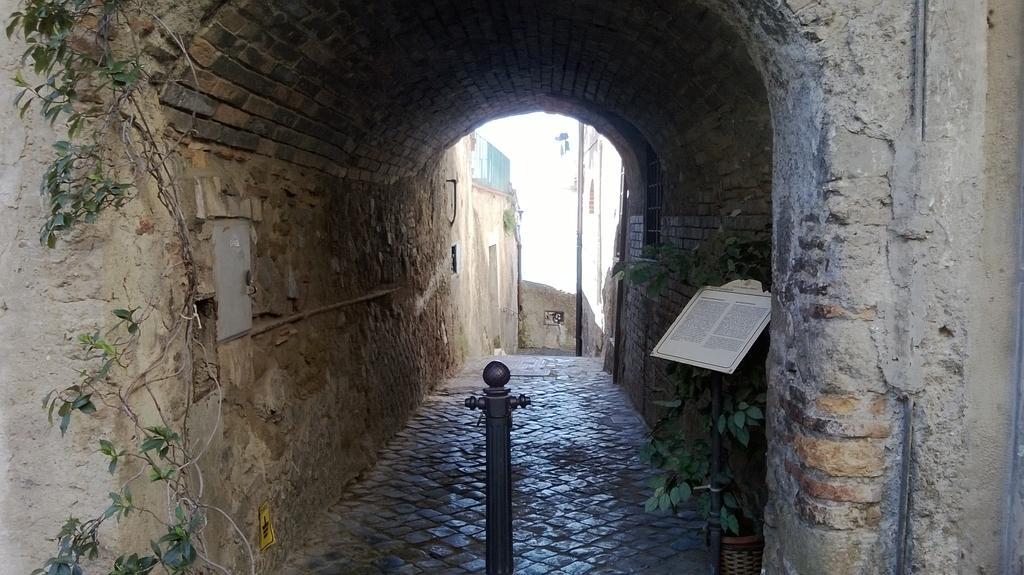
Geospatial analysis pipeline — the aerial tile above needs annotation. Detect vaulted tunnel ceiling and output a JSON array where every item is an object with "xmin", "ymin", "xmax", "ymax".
[{"xmin": 164, "ymin": 0, "xmax": 771, "ymax": 179}]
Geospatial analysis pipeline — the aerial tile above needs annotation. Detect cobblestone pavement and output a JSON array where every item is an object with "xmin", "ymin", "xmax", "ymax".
[{"xmin": 284, "ymin": 356, "xmax": 709, "ymax": 574}]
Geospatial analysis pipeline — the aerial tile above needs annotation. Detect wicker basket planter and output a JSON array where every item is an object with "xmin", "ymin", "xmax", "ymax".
[{"xmin": 721, "ymin": 535, "xmax": 764, "ymax": 575}]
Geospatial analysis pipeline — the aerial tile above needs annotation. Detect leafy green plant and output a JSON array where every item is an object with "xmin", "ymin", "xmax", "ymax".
[
  {"xmin": 8, "ymin": 0, "xmax": 144, "ymax": 248},
  {"xmin": 619, "ymin": 227, "xmax": 771, "ymax": 536},
  {"xmin": 502, "ymin": 208, "xmax": 516, "ymax": 235},
  {"xmin": 9, "ymin": 1, "xmax": 253, "ymax": 573}
]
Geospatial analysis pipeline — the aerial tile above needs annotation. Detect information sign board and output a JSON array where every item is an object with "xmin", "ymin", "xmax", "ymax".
[{"xmin": 651, "ymin": 282, "xmax": 771, "ymax": 374}]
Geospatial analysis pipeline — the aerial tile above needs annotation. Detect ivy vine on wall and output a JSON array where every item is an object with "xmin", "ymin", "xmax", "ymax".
[{"xmin": 8, "ymin": 1, "xmax": 251, "ymax": 573}]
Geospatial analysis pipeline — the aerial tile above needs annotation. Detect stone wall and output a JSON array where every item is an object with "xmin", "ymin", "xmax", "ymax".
[
  {"xmin": 174, "ymin": 142, "xmax": 463, "ymax": 572},
  {"xmin": 0, "ymin": 3, "xmax": 123, "ymax": 564},
  {"xmin": 519, "ymin": 281, "xmax": 577, "ymax": 354},
  {"xmin": 447, "ymin": 158, "xmax": 520, "ymax": 358},
  {"xmin": 615, "ymin": 34, "xmax": 773, "ymax": 424}
]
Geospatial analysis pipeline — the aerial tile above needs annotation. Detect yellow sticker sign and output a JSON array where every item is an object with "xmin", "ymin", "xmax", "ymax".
[{"xmin": 258, "ymin": 501, "xmax": 276, "ymax": 551}]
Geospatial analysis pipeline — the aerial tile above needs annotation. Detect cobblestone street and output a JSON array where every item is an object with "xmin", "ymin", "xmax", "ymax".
[{"xmin": 284, "ymin": 356, "xmax": 709, "ymax": 574}]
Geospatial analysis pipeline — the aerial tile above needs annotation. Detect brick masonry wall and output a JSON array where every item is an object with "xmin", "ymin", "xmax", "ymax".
[
  {"xmin": 142, "ymin": 134, "xmax": 465, "ymax": 572},
  {"xmin": 616, "ymin": 58, "xmax": 773, "ymax": 425}
]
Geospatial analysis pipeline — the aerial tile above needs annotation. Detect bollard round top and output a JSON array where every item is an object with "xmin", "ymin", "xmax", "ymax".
[{"xmin": 482, "ymin": 361, "xmax": 511, "ymax": 388}]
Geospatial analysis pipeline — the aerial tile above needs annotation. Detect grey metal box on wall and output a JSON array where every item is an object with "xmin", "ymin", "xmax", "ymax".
[{"xmin": 212, "ymin": 219, "xmax": 253, "ymax": 342}]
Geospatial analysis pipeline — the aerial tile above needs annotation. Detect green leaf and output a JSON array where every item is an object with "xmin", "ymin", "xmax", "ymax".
[
  {"xmin": 733, "ymin": 411, "xmax": 746, "ymax": 428},
  {"xmin": 734, "ymin": 424, "xmax": 750, "ymax": 447},
  {"xmin": 140, "ymin": 437, "xmax": 164, "ymax": 453},
  {"xmin": 669, "ymin": 485, "xmax": 683, "ymax": 505},
  {"xmin": 724, "ymin": 492, "xmax": 738, "ymax": 509},
  {"xmin": 746, "ymin": 405, "xmax": 764, "ymax": 420},
  {"xmin": 677, "ymin": 482, "xmax": 692, "ymax": 502},
  {"xmin": 725, "ymin": 512, "xmax": 740, "ymax": 535}
]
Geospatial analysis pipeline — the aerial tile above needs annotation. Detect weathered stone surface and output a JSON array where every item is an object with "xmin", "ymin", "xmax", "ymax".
[
  {"xmin": 793, "ymin": 434, "xmax": 885, "ymax": 478},
  {"xmin": 795, "ymin": 493, "xmax": 882, "ymax": 530},
  {"xmin": 160, "ymin": 82, "xmax": 216, "ymax": 116},
  {"xmin": 785, "ymin": 460, "xmax": 882, "ymax": 504},
  {"xmin": 519, "ymin": 281, "xmax": 579, "ymax": 354}
]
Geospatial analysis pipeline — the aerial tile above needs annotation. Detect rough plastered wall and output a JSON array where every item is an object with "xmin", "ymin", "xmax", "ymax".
[
  {"xmin": 0, "ymin": 13, "xmax": 126, "ymax": 569},
  {"xmin": 173, "ymin": 141, "xmax": 463, "ymax": 571},
  {"xmin": 986, "ymin": 0, "xmax": 1024, "ymax": 569},
  {"xmin": 722, "ymin": 0, "xmax": 1020, "ymax": 573},
  {"xmin": 0, "ymin": 1, "xmax": 205, "ymax": 567},
  {"xmin": 447, "ymin": 143, "xmax": 520, "ymax": 359}
]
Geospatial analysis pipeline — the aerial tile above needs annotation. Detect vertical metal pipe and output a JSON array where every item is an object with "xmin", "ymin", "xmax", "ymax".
[
  {"xmin": 612, "ymin": 166, "xmax": 627, "ymax": 383},
  {"xmin": 709, "ymin": 374, "xmax": 723, "ymax": 575},
  {"xmin": 576, "ymin": 121, "xmax": 585, "ymax": 357},
  {"xmin": 895, "ymin": 395, "xmax": 915, "ymax": 574},
  {"xmin": 1001, "ymin": 9, "xmax": 1024, "ymax": 569}
]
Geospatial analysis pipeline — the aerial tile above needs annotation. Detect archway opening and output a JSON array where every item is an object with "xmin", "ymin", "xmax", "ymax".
[{"xmin": 125, "ymin": 0, "xmax": 792, "ymax": 571}]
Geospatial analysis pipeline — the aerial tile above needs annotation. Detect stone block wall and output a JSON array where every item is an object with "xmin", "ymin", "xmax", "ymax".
[
  {"xmin": 144, "ymin": 135, "xmax": 464, "ymax": 572},
  {"xmin": 519, "ymin": 280, "xmax": 577, "ymax": 354}
]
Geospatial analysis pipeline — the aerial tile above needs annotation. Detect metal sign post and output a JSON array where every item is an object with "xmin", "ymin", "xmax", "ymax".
[
  {"xmin": 709, "ymin": 373, "xmax": 724, "ymax": 575},
  {"xmin": 464, "ymin": 361, "xmax": 530, "ymax": 575}
]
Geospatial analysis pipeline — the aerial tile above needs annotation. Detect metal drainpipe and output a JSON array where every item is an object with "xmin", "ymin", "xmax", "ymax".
[
  {"xmin": 612, "ymin": 166, "xmax": 627, "ymax": 382},
  {"xmin": 895, "ymin": 395, "xmax": 915, "ymax": 574},
  {"xmin": 1002, "ymin": 38, "xmax": 1024, "ymax": 574},
  {"xmin": 894, "ymin": 1, "xmax": 928, "ymax": 569},
  {"xmin": 576, "ymin": 121, "xmax": 584, "ymax": 357}
]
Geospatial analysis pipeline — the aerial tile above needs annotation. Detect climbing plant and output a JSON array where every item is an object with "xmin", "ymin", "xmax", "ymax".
[
  {"xmin": 502, "ymin": 208, "xmax": 516, "ymax": 236},
  {"xmin": 8, "ymin": 1, "xmax": 252, "ymax": 573},
  {"xmin": 616, "ymin": 228, "xmax": 771, "ymax": 537}
]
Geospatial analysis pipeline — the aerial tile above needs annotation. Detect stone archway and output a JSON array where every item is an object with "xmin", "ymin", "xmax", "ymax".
[
  {"xmin": 2, "ymin": 1, "xmax": 1017, "ymax": 574},
  {"xmin": 148, "ymin": 2, "xmax": 798, "ymax": 571}
]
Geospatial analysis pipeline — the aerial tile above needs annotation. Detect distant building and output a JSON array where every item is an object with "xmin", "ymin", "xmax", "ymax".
[
  {"xmin": 580, "ymin": 125, "xmax": 624, "ymax": 358},
  {"xmin": 448, "ymin": 133, "xmax": 521, "ymax": 357},
  {"xmin": 516, "ymin": 123, "xmax": 623, "ymax": 358}
]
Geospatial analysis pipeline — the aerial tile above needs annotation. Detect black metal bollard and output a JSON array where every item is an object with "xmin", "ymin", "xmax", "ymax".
[{"xmin": 464, "ymin": 361, "xmax": 530, "ymax": 575}]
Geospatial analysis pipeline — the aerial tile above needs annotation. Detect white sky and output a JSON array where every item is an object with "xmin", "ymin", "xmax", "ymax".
[{"xmin": 476, "ymin": 112, "xmax": 580, "ymax": 293}]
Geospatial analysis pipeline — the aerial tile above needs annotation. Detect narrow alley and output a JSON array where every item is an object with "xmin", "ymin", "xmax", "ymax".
[{"xmin": 283, "ymin": 356, "xmax": 708, "ymax": 574}]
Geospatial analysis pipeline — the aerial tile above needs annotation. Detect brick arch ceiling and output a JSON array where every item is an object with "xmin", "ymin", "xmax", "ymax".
[{"xmin": 173, "ymin": 0, "xmax": 770, "ymax": 179}]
